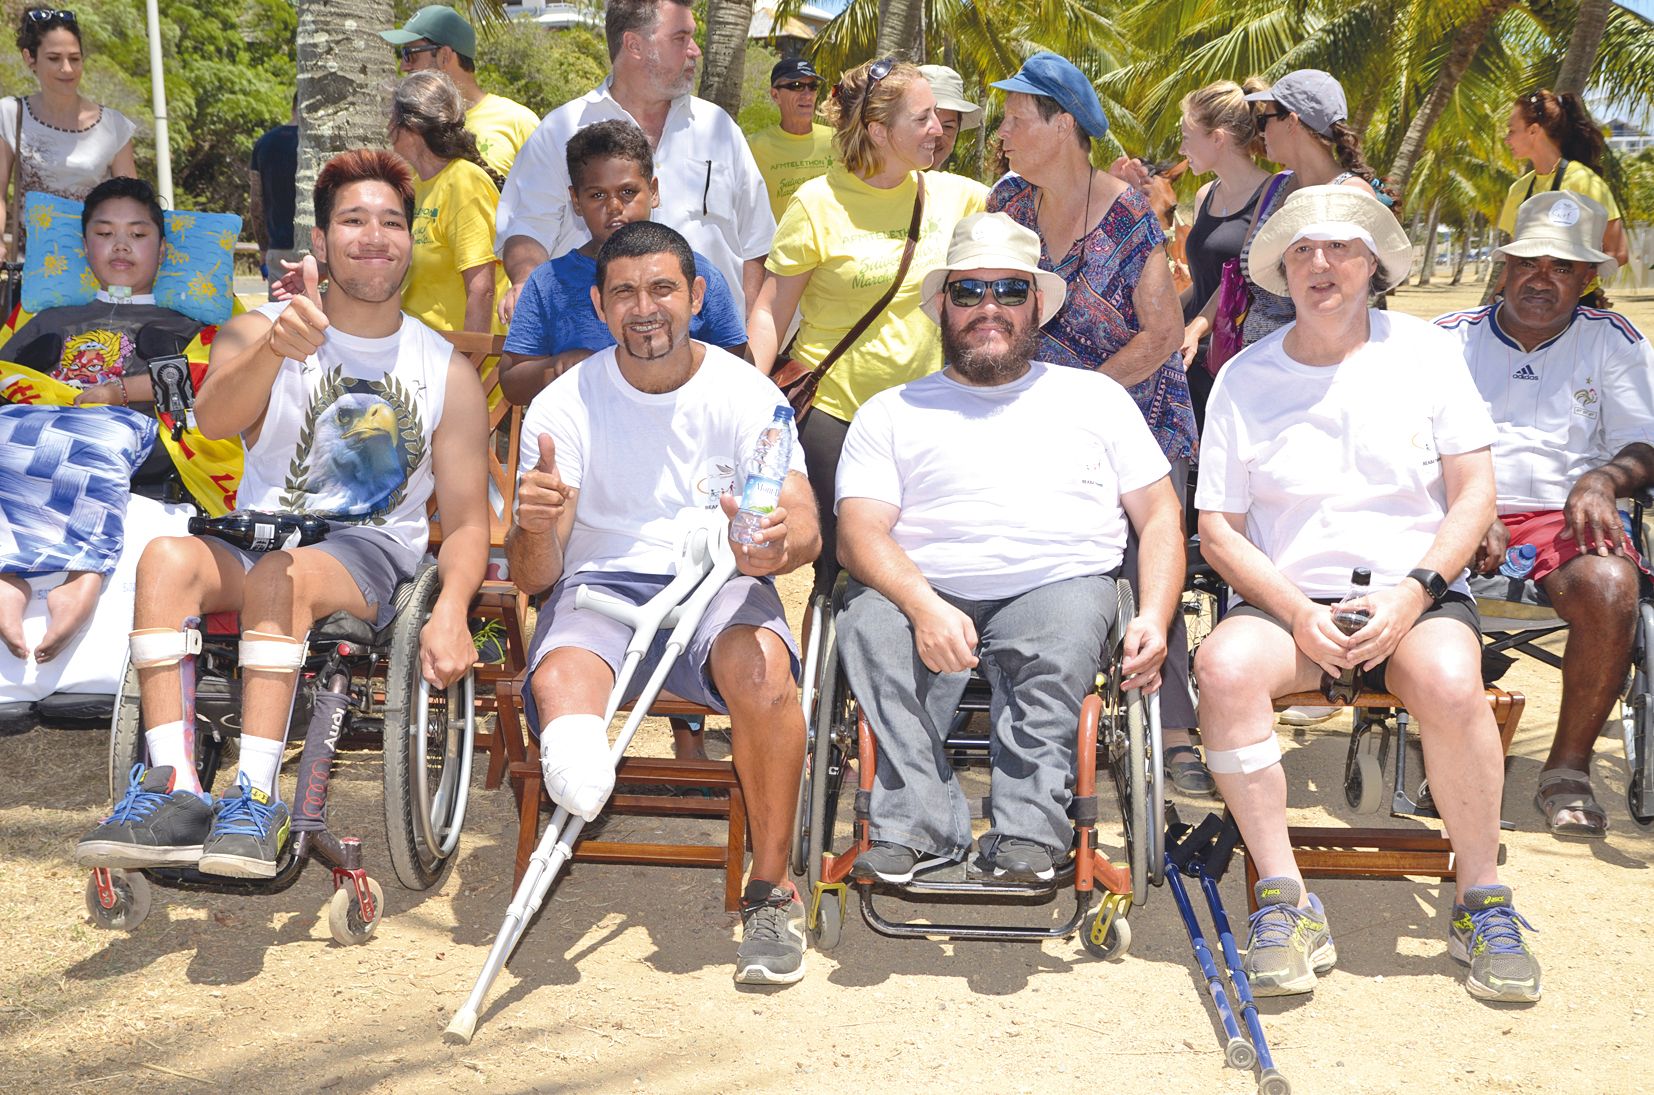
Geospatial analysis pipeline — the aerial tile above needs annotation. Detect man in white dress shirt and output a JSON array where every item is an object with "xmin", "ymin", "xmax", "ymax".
[{"xmin": 494, "ymin": 0, "xmax": 774, "ymax": 323}]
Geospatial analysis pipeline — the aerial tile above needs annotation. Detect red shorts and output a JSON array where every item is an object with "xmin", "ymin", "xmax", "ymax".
[{"xmin": 1499, "ymin": 509, "xmax": 1646, "ymax": 583}]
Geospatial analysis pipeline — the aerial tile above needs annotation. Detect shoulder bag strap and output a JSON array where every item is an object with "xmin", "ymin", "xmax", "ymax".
[
  {"xmin": 1242, "ymin": 171, "xmax": 1289, "ymax": 252},
  {"xmin": 1549, "ymin": 159, "xmax": 1569, "ymax": 192},
  {"xmin": 804, "ymin": 172, "xmax": 926, "ymax": 381}
]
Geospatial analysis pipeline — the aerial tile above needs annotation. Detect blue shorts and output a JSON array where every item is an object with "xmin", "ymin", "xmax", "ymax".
[{"xmin": 524, "ymin": 570, "xmax": 799, "ymax": 731}]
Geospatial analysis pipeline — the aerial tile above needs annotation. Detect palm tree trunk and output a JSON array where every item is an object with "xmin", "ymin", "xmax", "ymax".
[
  {"xmin": 1450, "ymin": 222, "xmax": 1470, "ymax": 284},
  {"xmin": 1385, "ymin": 0, "xmax": 1514, "ymax": 202},
  {"xmin": 1557, "ymin": 0, "xmax": 1612, "ymax": 95},
  {"xmin": 294, "ymin": 0, "xmax": 399, "ymax": 243},
  {"xmin": 700, "ymin": 0, "xmax": 754, "ymax": 120},
  {"xmin": 1417, "ymin": 199, "xmax": 1441, "ymax": 286},
  {"xmin": 875, "ymin": 0, "xmax": 924, "ymax": 60}
]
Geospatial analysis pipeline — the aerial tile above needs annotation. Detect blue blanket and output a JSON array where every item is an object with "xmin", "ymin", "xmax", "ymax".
[{"xmin": 0, "ymin": 404, "xmax": 156, "ymax": 576}]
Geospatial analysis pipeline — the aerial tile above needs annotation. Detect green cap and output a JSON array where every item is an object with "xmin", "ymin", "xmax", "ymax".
[{"xmin": 379, "ymin": 5, "xmax": 476, "ymax": 58}]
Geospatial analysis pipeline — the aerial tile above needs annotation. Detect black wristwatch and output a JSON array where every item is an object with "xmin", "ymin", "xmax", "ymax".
[{"xmin": 1406, "ymin": 568, "xmax": 1448, "ymax": 606}]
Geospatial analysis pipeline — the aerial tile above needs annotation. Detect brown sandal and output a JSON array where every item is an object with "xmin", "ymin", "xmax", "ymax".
[{"xmin": 1534, "ymin": 768, "xmax": 1608, "ymax": 838}]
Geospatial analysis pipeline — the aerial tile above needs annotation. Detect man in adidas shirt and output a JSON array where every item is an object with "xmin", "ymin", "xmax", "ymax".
[{"xmin": 1436, "ymin": 190, "xmax": 1654, "ymax": 839}]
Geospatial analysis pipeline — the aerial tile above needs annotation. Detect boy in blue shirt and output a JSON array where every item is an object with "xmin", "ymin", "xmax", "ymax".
[{"xmin": 499, "ymin": 120, "xmax": 749, "ymax": 405}]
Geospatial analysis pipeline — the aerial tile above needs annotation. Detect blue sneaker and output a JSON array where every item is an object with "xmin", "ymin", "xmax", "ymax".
[
  {"xmin": 197, "ymin": 773, "xmax": 291, "ymax": 879},
  {"xmin": 1450, "ymin": 885, "xmax": 1542, "ymax": 1002},
  {"xmin": 77, "ymin": 764, "xmax": 211, "ymax": 868}
]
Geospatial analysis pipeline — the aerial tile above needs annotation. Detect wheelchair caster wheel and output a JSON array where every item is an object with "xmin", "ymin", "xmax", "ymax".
[
  {"xmin": 1224, "ymin": 1035, "xmax": 1257, "ymax": 1070},
  {"xmin": 1259, "ymin": 1067, "xmax": 1292, "ymax": 1095},
  {"xmin": 327, "ymin": 877, "xmax": 385, "ymax": 945},
  {"xmin": 1081, "ymin": 903, "xmax": 1131, "ymax": 960},
  {"xmin": 809, "ymin": 888, "xmax": 844, "ymax": 952},
  {"xmin": 86, "ymin": 869, "xmax": 152, "ymax": 931},
  {"xmin": 1631, "ymin": 769, "xmax": 1654, "ymax": 827},
  {"xmin": 1346, "ymin": 751, "xmax": 1383, "ymax": 813}
]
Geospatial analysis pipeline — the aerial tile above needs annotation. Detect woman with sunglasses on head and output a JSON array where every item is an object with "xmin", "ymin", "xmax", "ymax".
[
  {"xmin": 0, "ymin": 9, "xmax": 137, "ymax": 262},
  {"xmin": 747, "ymin": 58, "xmax": 989, "ymax": 596},
  {"xmin": 986, "ymin": 52, "xmax": 1210, "ymax": 795},
  {"xmin": 1493, "ymin": 88, "xmax": 1627, "ymax": 304}
]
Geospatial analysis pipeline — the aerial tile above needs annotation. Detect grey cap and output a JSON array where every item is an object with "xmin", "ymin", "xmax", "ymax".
[{"xmin": 1245, "ymin": 70, "xmax": 1347, "ymax": 137}]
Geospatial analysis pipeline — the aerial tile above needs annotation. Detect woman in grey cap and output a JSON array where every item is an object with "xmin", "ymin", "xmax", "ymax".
[
  {"xmin": 986, "ymin": 51, "xmax": 1212, "ymax": 796},
  {"xmin": 1235, "ymin": 70, "xmax": 1385, "ymax": 348}
]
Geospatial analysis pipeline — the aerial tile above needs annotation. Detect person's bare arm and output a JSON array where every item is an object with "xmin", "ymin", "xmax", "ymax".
[
  {"xmin": 461, "ymin": 263, "xmax": 496, "ymax": 334},
  {"xmin": 505, "ymin": 432, "xmax": 578, "ymax": 596},
  {"xmin": 1101, "ymin": 245, "xmax": 1185, "ymax": 387},
  {"xmin": 419, "ymin": 351, "xmax": 491, "ymax": 687},
  {"xmin": 499, "ymin": 349, "xmax": 591, "ymax": 406},
  {"xmin": 248, "ymin": 171, "xmax": 269, "ymax": 253},
  {"xmin": 111, "ymin": 140, "xmax": 137, "ymax": 181},
  {"xmin": 0, "ymin": 137, "xmax": 13, "ymax": 261},
  {"xmin": 1605, "ymin": 218, "xmax": 1631, "ymax": 270},
  {"xmin": 498, "ymin": 234, "xmax": 550, "ymax": 326},
  {"xmin": 1118, "ymin": 475, "xmax": 1184, "ymax": 690},
  {"xmin": 747, "ymin": 270, "xmax": 810, "ymax": 375},
  {"xmin": 197, "ymin": 256, "xmax": 328, "ymax": 442},
  {"xmin": 742, "ymin": 256, "xmax": 767, "ymax": 321},
  {"xmin": 1563, "ymin": 441, "xmax": 1654, "ymax": 556},
  {"xmin": 73, "ymin": 374, "xmax": 154, "ymax": 407},
  {"xmin": 839, "ymin": 496, "xmax": 977, "ymax": 673}
]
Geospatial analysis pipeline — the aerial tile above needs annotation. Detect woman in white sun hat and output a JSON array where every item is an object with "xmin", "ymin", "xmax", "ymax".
[{"xmin": 1191, "ymin": 184, "xmax": 1542, "ymax": 1005}]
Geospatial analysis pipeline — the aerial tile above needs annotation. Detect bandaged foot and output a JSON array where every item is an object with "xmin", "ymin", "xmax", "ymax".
[{"xmin": 540, "ymin": 713, "xmax": 615, "ymax": 822}]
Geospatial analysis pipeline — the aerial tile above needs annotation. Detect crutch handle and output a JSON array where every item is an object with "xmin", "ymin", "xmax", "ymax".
[{"xmin": 574, "ymin": 584, "xmax": 652, "ymax": 626}]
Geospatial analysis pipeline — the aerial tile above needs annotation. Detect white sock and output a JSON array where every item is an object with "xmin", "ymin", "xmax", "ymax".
[
  {"xmin": 236, "ymin": 735, "xmax": 286, "ymax": 800},
  {"xmin": 144, "ymin": 721, "xmax": 202, "ymax": 794}
]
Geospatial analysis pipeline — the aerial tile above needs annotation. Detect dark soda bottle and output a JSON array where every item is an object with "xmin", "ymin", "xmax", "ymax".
[
  {"xmin": 188, "ymin": 511, "xmax": 330, "ymax": 553},
  {"xmin": 1321, "ymin": 567, "xmax": 1373, "ymax": 705}
]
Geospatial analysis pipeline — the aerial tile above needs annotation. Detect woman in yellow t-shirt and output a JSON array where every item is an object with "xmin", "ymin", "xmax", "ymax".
[
  {"xmin": 1497, "ymin": 89, "xmax": 1628, "ymax": 302},
  {"xmin": 747, "ymin": 59, "xmax": 989, "ymax": 594},
  {"xmin": 389, "ymin": 72, "xmax": 508, "ymax": 334}
]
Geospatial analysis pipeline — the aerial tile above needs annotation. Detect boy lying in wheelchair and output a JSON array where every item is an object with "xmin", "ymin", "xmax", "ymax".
[
  {"xmin": 834, "ymin": 214, "xmax": 1183, "ymax": 884},
  {"xmin": 75, "ymin": 151, "xmax": 488, "ymax": 878}
]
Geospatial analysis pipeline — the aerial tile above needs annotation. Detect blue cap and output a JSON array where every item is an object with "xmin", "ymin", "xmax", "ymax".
[{"xmin": 991, "ymin": 52, "xmax": 1108, "ymax": 139}]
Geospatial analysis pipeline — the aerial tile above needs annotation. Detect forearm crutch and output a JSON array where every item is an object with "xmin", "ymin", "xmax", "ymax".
[
  {"xmin": 1165, "ymin": 815, "xmax": 1255, "ymax": 1071},
  {"xmin": 1191, "ymin": 814, "xmax": 1289, "ymax": 1095},
  {"xmin": 444, "ymin": 526, "xmax": 738, "ymax": 1044}
]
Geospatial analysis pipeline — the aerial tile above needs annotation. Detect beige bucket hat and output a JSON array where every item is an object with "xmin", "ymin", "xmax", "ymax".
[
  {"xmin": 1245, "ymin": 184, "xmax": 1413, "ymax": 297},
  {"xmin": 919, "ymin": 65, "xmax": 983, "ymax": 130},
  {"xmin": 1496, "ymin": 190, "xmax": 1618, "ymax": 281},
  {"xmin": 920, "ymin": 212, "xmax": 1068, "ymax": 326}
]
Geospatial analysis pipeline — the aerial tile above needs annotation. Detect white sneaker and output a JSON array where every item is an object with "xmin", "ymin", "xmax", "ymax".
[{"xmin": 1278, "ymin": 705, "xmax": 1337, "ymax": 727}]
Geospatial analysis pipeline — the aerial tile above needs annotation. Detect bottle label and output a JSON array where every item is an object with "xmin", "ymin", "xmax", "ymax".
[
  {"xmin": 739, "ymin": 474, "xmax": 783, "ymax": 515},
  {"xmin": 1333, "ymin": 608, "xmax": 1371, "ymax": 637}
]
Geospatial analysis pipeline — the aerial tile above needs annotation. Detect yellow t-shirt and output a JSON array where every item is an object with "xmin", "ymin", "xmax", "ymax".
[
  {"xmin": 747, "ymin": 123, "xmax": 837, "ymax": 221},
  {"xmin": 767, "ymin": 166, "xmax": 989, "ymax": 422},
  {"xmin": 1498, "ymin": 160, "xmax": 1621, "ymax": 236},
  {"xmin": 466, "ymin": 93, "xmax": 540, "ymax": 178},
  {"xmin": 407, "ymin": 159, "xmax": 508, "ymax": 334}
]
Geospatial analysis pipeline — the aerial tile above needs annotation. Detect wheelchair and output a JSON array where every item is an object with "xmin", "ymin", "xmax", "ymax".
[
  {"xmin": 89, "ymin": 554, "xmax": 476, "ymax": 945},
  {"xmin": 792, "ymin": 576, "xmax": 1163, "ymax": 960}
]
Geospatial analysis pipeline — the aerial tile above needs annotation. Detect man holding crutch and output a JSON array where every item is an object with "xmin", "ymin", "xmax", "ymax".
[{"xmin": 508, "ymin": 220, "xmax": 819, "ymax": 986}]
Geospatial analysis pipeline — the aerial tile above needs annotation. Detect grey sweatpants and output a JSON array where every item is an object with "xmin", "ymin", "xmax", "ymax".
[{"xmin": 835, "ymin": 574, "xmax": 1116, "ymax": 860}]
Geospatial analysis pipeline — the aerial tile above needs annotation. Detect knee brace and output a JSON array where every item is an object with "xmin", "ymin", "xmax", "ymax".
[
  {"xmin": 539, "ymin": 713, "xmax": 615, "ymax": 823},
  {"xmin": 239, "ymin": 631, "xmax": 306, "ymax": 673},
  {"xmin": 129, "ymin": 627, "xmax": 202, "ymax": 669},
  {"xmin": 1205, "ymin": 735, "xmax": 1283, "ymax": 776}
]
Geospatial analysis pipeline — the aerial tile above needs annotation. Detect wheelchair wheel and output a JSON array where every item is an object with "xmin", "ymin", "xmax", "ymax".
[
  {"xmin": 382, "ymin": 563, "xmax": 474, "ymax": 891},
  {"xmin": 1106, "ymin": 581, "xmax": 1164, "ymax": 907},
  {"xmin": 804, "ymin": 609, "xmax": 852, "ymax": 900},
  {"xmin": 1626, "ymin": 601, "xmax": 1654, "ymax": 826},
  {"xmin": 791, "ymin": 590, "xmax": 830, "ymax": 878}
]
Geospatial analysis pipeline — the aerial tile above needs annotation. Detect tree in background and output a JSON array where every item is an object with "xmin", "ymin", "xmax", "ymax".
[{"xmin": 701, "ymin": 0, "xmax": 756, "ymax": 118}]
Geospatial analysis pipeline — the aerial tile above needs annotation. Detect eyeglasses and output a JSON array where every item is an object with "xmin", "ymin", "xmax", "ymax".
[
  {"xmin": 946, "ymin": 277, "xmax": 1032, "ymax": 308},
  {"xmin": 24, "ymin": 8, "xmax": 75, "ymax": 23},
  {"xmin": 776, "ymin": 80, "xmax": 820, "ymax": 93},
  {"xmin": 399, "ymin": 43, "xmax": 442, "ymax": 63}
]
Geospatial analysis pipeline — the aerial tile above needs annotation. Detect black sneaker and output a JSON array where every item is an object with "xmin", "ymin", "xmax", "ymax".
[
  {"xmin": 77, "ymin": 764, "xmax": 211, "ymax": 868},
  {"xmin": 197, "ymin": 774, "xmax": 291, "ymax": 879},
  {"xmin": 849, "ymin": 841, "xmax": 952, "ymax": 884},
  {"xmin": 986, "ymin": 838, "xmax": 1057, "ymax": 882},
  {"xmin": 734, "ymin": 881, "xmax": 807, "ymax": 986}
]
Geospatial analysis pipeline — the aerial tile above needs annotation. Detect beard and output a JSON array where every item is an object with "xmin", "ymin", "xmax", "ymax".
[
  {"xmin": 941, "ymin": 313, "xmax": 1040, "ymax": 385},
  {"xmin": 645, "ymin": 46, "xmax": 696, "ymax": 98},
  {"xmin": 619, "ymin": 313, "xmax": 684, "ymax": 363}
]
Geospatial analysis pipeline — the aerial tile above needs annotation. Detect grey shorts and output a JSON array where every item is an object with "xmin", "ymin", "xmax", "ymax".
[
  {"xmin": 214, "ymin": 527, "xmax": 416, "ymax": 630},
  {"xmin": 1227, "ymin": 591, "xmax": 1479, "ymax": 693},
  {"xmin": 524, "ymin": 570, "xmax": 799, "ymax": 730}
]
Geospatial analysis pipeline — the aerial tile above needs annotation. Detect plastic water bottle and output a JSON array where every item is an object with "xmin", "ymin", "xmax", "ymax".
[
  {"xmin": 730, "ymin": 406, "xmax": 794, "ymax": 545},
  {"xmin": 1499, "ymin": 543, "xmax": 1538, "ymax": 580},
  {"xmin": 1321, "ymin": 567, "xmax": 1373, "ymax": 705}
]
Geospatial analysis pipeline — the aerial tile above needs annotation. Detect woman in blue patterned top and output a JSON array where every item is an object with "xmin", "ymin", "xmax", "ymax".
[{"xmin": 987, "ymin": 52, "xmax": 1210, "ymax": 796}]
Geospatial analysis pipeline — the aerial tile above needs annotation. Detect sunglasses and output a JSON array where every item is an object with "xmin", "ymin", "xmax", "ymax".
[
  {"xmin": 1255, "ymin": 109, "xmax": 1290, "ymax": 130},
  {"xmin": 946, "ymin": 277, "xmax": 1032, "ymax": 308},
  {"xmin": 858, "ymin": 57, "xmax": 896, "ymax": 125},
  {"xmin": 776, "ymin": 80, "xmax": 820, "ymax": 93},
  {"xmin": 399, "ymin": 43, "xmax": 442, "ymax": 62},
  {"xmin": 25, "ymin": 8, "xmax": 75, "ymax": 23}
]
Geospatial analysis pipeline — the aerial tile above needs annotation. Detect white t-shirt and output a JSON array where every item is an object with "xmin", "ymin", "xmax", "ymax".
[
  {"xmin": 1196, "ymin": 310, "xmax": 1497, "ymax": 599},
  {"xmin": 1436, "ymin": 303, "xmax": 1654, "ymax": 513},
  {"xmin": 519, "ymin": 344, "xmax": 807, "ymax": 578},
  {"xmin": 0, "ymin": 96, "xmax": 136, "ymax": 201},
  {"xmin": 239, "ymin": 302, "xmax": 450, "ymax": 560},
  {"xmin": 495, "ymin": 80, "xmax": 775, "ymax": 314},
  {"xmin": 836, "ymin": 361, "xmax": 1170, "ymax": 600}
]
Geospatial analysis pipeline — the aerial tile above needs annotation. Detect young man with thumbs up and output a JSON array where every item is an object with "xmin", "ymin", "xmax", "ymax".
[
  {"xmin": 508, "ymin": 220, "xmax": 819, "ymax": 986},
  {"xmin": 76, "ymin": 150, "xmax": 490, "ymax": 880}
]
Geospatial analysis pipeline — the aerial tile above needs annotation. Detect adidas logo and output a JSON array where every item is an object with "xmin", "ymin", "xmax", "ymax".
[{"xmin": 1512, "ymin": 364, "xmax": 1539, "ymax": 381}]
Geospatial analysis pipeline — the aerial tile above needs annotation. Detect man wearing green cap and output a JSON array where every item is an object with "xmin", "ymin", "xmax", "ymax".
[{"xmin": 380, "ymin": 4, "xmax": 538, "ymax": 177}]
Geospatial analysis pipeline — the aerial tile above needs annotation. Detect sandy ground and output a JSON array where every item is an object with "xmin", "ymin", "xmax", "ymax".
[{"xmin": 4, "ymin": 283, "xmax": 1654, "ymax": 1094}]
